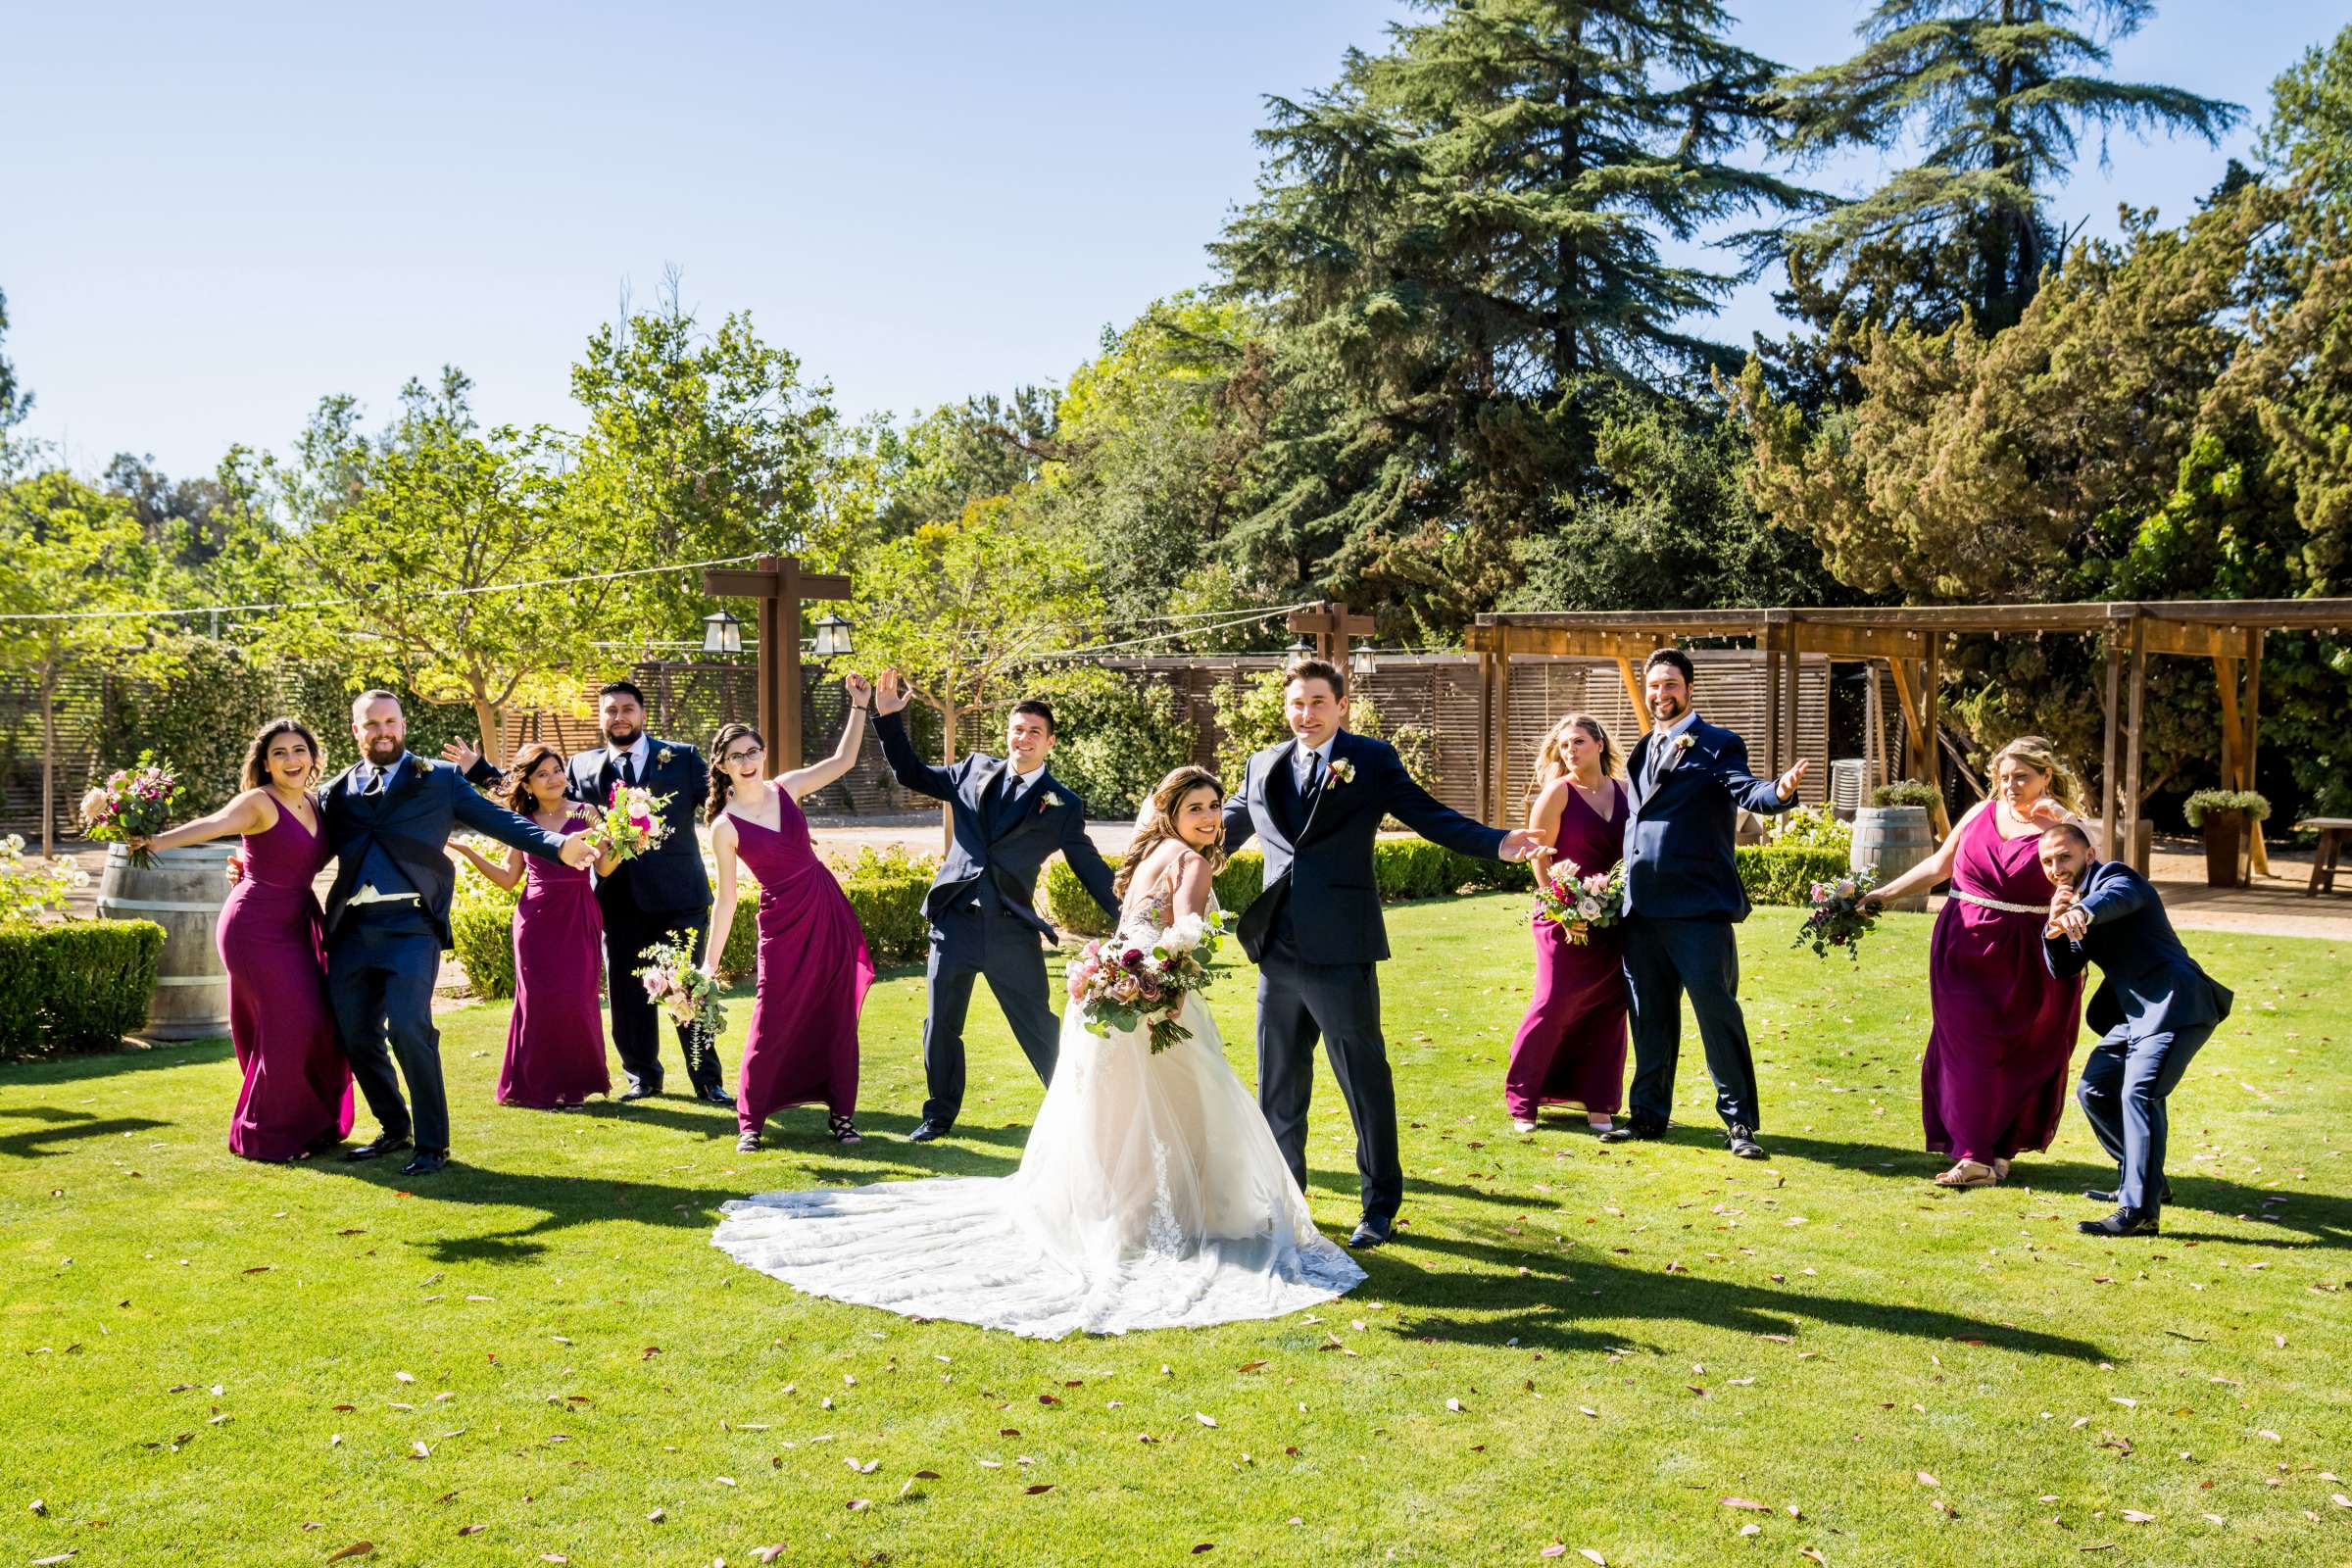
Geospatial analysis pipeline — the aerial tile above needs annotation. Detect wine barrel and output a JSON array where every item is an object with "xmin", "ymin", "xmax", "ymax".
[
  {"xmin": 1851, "ymin": 805, "xmax": 1936, "ymax": 913},
  {"xmin": 95, "ymin": 842, "xmax": 235, "ymax": 1041}
]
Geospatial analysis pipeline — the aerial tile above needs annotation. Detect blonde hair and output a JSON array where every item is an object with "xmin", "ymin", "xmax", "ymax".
[
  {"xmin": 1114, "ymin": 766, "xmax": 1227, "ymax": 900},
  {"xmin": 1989, "ymin": 735, "xmax": 2082, "ymax": 810},
  {"xmin": 1525, "ymin": 712, "xmax": 1623, "ymax": 808}
]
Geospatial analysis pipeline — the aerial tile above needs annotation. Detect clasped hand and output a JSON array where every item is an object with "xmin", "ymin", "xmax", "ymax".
[{"xmin": 2046, "ymin": 884, "xmax": 2089, "ymax": 940}]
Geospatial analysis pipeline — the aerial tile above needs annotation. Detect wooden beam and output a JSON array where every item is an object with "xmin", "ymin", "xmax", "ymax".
[
  {"xmin": 2123, "ymin": 613, "xmax": 2147, "ymax": 871},
  {"xmin": 1763, "ymin": 622, "xmax": 1784, "ymax": 782},
  {"xmin": 2245, "ymin": 627, "xmax": 2269, "ymax": 878},
  {"xmin": 1477, "ymin": 648, "xmax": 1496, "ymax": 826},
  {"xmin": 1616, "ymin": 657, "xmax": 1650, "ymax": 735},
  {"xmin": 702, "ymin": 566, "xmax": 852, "ymax": 600},
  {"xmin": 1887, "ymin": 657, "xmax": 1926, "ymax": 781},
  {"xmin": 1491, "ymin": 653, "xmax": 1513, "ymax": 828},
  {"xmin": 1782, "ymin": 622, "xmax": 1934, "ymax": 661},
  {"xmin": 1473, "ymin": 624, "xmax": 1673, "ymax": 662},
  {"xmin": 2138, "ymin": 619, "xmax": 2237, "ymax": 658},
  {"xmin": 2100, "ymin": 630, "xmax": 2123, "ymax": 858},
  {"xmin": 1783, "ymin": 623, "xmax": 1802, "ymax": 798},
  {"xmin": 2213, "ymin": 655, "xmax": 2242, "ymax": 791}
]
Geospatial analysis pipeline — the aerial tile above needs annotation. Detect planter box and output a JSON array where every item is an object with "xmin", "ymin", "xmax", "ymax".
[{"xmin": 2202, "ymin": 809, "xmax": 2246, "ymax": 889}]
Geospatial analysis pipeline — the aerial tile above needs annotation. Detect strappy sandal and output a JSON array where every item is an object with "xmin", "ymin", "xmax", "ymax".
[
  {"xmin": 828, "ymin": 1114, "xmax": 862, "ymax": 1146},
  {"xmin": 1934, "ymin": 1160, "xmax": 2000, "ymax": 1189},
  {"xmin": 736, "ymin": 1130, "xmax": 761, "ymax": 1152}
]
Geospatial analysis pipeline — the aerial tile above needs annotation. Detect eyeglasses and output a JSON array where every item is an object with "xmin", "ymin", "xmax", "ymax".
[{"xmin": 724, "ymin": 746, "xmax": 765, "ymax": 765}]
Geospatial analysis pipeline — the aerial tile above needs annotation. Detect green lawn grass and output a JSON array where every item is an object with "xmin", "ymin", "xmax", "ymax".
[{"xmin": 3, "ymin": 898, "xmax": 2347, "ymax": 1567}]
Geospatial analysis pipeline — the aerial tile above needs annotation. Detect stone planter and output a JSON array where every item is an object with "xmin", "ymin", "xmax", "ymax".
[{"xmin": 1852, "ymin": 805, "xmax": 1936, "ymax": 912}]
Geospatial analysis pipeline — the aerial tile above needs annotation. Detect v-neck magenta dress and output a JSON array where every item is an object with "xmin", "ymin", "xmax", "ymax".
[
  {"xmin": 221, "ymin": 802, "xmax": 354, "ymax": 1160},
  {"xmin": 1504, "ymin": 780, "xmax": 1630, "ymax": 1121},
  {"xmin": 731, "ymin": 788, "xmax": 874, "ymax": 1135}
]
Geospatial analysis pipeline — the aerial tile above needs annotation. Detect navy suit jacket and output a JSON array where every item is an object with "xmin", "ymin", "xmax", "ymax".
[
  {"xmin": 874, "ymin": 710, "xmax": 1118, "ymax": 942},
  {"xmin": 1223, "ymin": 729, "xmax": 1504, "ymax": 966},
  {"xmin": 1621, "ymin": 716, "xmax": 1797, "ymax": 922},
  {"xmin": 321, "ymin": 755, "xmax": 570, "ymax": 950},
  {"xmin": 2041, "ymin": 858, "xmax": 2232, "ymax": 1041},
  {"xmin": 565, "ymin": 739, "xmax": 712, "ymax": 917}
]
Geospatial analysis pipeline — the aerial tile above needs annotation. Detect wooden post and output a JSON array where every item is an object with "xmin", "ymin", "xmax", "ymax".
[
  {"xmin": 1762, "ymin": 617, "xmax": 1784, "ymax": 782},
  {"xmin": 1864, "ymin": 662, "xmax": 1884, "ymax": 790},
  {"xmin": 2100, "ymin": 626, "xmax": 2123, "ymax": 858},
  {"xmin": 2244, "ymin": 626, "xmax": 2269, "ymax": 878},
  {"xmin": 1477, "ymin": 644, "xmax": 1496, "ymax": 826},
  {"xmin": 2123, "ymin": 612, "xmax": 2147, "ymax": 872},
  {"xmin": 1616, "ymin": 656, "xmax": 1650, "ymax": 735},
  {"xmin": 701, "ymin": 555, "xmax": 854, "ymax": 769},
  {"xmin": 1286, "ymin": 600, "xmax": 1377, "ymax": 665},
  {"xmin": 1784, "ymin": 624, "xmax": 1803, "ymax": 803},
  {"xmin": 1491, "ymin": 638, "xmax": 1513, "ymax": 828},
  {"xmin": 1921, "ymin": 634, "xmax": 1947, "ymax": 837}
]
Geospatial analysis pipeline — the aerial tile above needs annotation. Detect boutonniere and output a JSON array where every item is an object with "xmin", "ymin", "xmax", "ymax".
[
  {"xmin": 1326, "ymin": 757, "xmax": 1356, "ymax": 787},
  {"xmin": 1671, "ymin": 734, "xmax": 1694, "ymax": 758},
  {"xmin": 657, "ymin": 747, "xmax": 676, "ymax": 768},
  {"xmin": 410, "ymin": 756, "xmax": 432, "ymax": 779}
]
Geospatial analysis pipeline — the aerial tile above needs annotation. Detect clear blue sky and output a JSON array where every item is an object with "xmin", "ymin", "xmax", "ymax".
[{"xmin": 3, "ymin": 1, "xmax": 2334, "ymax": 480}]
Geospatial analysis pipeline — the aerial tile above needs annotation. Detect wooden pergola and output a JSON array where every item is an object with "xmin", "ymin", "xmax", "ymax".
[{"xmin": 1467, "ymin": 599, "xmax": 2352, "ymax": 874}]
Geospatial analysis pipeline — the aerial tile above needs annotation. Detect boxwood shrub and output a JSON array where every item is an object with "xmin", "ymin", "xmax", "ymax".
[{"xmin": 0, "ymin": 918, "xmax": 168, "ymax": 1058}]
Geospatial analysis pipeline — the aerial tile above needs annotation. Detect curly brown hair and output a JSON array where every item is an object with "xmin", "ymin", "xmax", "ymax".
[
  {"xmin": 504, "ymin": 742, "xmax": 572, "ymax": 817},
  {"xmin": 239, "ymin": 717, "xmax": 322, "ymax": 792},
  {"xmin": 1112, "ymin": 765, "xmax": 1228, "ymax": 901}
]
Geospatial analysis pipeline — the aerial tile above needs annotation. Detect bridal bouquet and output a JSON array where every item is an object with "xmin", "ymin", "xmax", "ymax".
[
  {"xmin": 1068, "ymin": 909, "xmax": 1230, "ymax": 1054},
  {"xmin": 637, "ymin": 937, "xmax": 724, "ymax": 1072},
  {"xmin": 1533, "ymin": 858, "xmax": 1626, "ymax": 945},
  {"xmin": 579, "ymin": 782, "xmax": 673, "ymax": 863},
  {"xmin": 79, "ymin": 752, "xmax": 182, "ymax": 868},
  {"xmin": 1793, "ymin": 867, "xmax": 1880, "ymax": 961}
]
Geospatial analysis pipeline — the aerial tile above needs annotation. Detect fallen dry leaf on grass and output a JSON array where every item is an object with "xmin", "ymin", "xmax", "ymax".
[{"xmin": 325, "ymin": 1546, "xmax": 373, "ymax": 1563}]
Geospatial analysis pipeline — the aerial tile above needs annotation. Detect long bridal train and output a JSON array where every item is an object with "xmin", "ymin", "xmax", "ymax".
[{"xmin": 711, "ymin": 993, "xmax": 1365, "ymax": 1339}]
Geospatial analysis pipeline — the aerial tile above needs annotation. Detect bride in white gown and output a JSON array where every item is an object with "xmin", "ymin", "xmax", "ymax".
[{"xmin": 711, "ymin": 765, "xmax": 1365, "ymax": 1338}]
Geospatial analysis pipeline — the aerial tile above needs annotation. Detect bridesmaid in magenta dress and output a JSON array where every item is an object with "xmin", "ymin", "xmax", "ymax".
[
  {"xmin": 1868, "ymin": 737, "xmax": 2093, "ymax": 1187},
  {"xmin": 451, "ymin": 743, "xmax": 616, "ymax": 1109},
  {"xmin": 135, "ymin": 718, "xmax": 354, "ymax": 1161},
  {"xmin": 703, "ymin": 681, "xmax": 877, "ymax": 1152},
  {"xmin": 1504, "ymin": 713, "xmax": 1631, "ymax": 1134}
]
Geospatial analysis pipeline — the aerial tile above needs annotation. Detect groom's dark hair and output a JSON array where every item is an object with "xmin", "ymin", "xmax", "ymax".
[
  {"xmin": 1009, "ymin": 699, "xmax": 1056, "ymax": 735},
  {"xmin": 1284, "ymin": 655, "xmax": 1347, "ymax": 700},
  {"xmin": 1642, "ymin": 648, "xmax": 1695, "ymax": 684},
  {"xmin": 598, "ymin": 680, "xmax": 647, "ymax": 708}
]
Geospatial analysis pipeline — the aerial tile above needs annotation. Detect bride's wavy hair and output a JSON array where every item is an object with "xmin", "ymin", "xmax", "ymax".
[{"xmin": 1113, "ymin": 765, "xmax": 1227, "ymax": 900}]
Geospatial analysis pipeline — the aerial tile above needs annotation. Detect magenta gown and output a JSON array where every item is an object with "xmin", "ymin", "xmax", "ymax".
[
  {"xmin": 221, "ymin": 803, "xmax": 355, "ymax": 1160},
  {"xmin": 1921, "ymin": 807, "xmax": 2085, "ymax": 1165},
  {"xmin": 733, "ymin": 789, "xmax": 875, "ymax": 1135},
  {"xmin": 1504, "ymin": 780, "xmax": 1630, "ymax": 1121},
  {"xmin": 499, "ymin": 812, "xmax": 612, "ymax": 1108}
]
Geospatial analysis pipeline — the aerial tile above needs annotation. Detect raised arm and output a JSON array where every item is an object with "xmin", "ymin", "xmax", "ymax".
[
  {"xmin": 1869, "ymin": 799, "xmax": 1986, "ymax": 906},
  {"xmin": 1524, "ymin": 777, "xmax": 1569, "ymax": 884},
  {"xmin": 1060, "ymin": 799, "xmax": 1121, "ymax": 920},
  {"xmin": 778, "ymin": 674, "xmax": 872, "ymax": 803},
  {"xmin": 870, "ymin": 668, "xmax": 956, "ymax": 802},
  {"xmin": 1704, "ymin": 732, "xmax": 1805, "ymax": 816},
  {"xmin": 2076, "ymin": 865, "xmax": 2151, "ymax": 928},
  {"xmin": 138, "ymin": 788, "xmax": 274, "ymax": 855},
  {"xmin": 698, "ymin": 817, "xmax": 742, "ymax": 981},
  {"xmin": 439, "ymin": 736, "xmax": 504, "ymax": 791},
  {"xmin": 448, "ymin": 836, "xmax": 525, "ymax": 893},
  {"xmin": 448, "ymin": 772, "xmax": 581, "ymax": 864}
]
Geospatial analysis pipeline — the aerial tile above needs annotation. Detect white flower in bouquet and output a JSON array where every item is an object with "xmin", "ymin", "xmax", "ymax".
[{"xmin": 1162, "ymin": 911, "xmax": 1208, "ymax": 953}]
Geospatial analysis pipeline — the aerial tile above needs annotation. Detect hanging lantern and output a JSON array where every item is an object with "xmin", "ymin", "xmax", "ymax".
[
  {"xmin": 812, "ymin": 611, "xmax": 855, "ymax": 661},
  {"xmin": 701, "ymin": 610, "xmax": 743, "ymax": 656}
]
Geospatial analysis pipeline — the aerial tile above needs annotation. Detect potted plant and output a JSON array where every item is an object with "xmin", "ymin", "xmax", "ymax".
[
  {"xmin": 2183, "ymin": 789, "xmax": 2270, "ymax": 889},
  {"xmin": 1851, "ymin": 781, "xmax": 1940, "ymax": 911}
]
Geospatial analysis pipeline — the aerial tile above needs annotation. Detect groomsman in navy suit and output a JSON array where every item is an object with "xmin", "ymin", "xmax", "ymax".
[
  {"xmin": 2039, "ymin": 822, "xmax": 2232, "ymax": 1236},
  {"xmin": 1604, "ymin": 648, "xmax": 1806, "ymax": 1159}
]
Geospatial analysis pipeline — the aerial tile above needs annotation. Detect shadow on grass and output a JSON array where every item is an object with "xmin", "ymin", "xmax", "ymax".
[
  {"xmin": 0, "ymin": 1105, "xmax": 172, "ymax": 1157},
  {"xmin": 1761, "ymin": 1132, "xmax": 2352, "ymax": 1251},
  {"xmin": 1364, "ymin": 1225, "xmax": 2113, "ymax": 1363},
  {"xmin": 0, "ymin": 1036, "xmax": 233, "ymax": 1083}
]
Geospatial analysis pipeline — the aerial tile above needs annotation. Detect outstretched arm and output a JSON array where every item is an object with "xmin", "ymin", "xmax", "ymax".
[
  {"xmin": 1703, "ymin": 732, "xmax": 1805, "ymax": 816},
  {"xmin": 778, "ymin": 674, "xmax": 872, "ymax": 803},
  {"xmin": 1375, "ymin": 749, "xmax": 1534, "ymax": 861},
  {"xmin": 1869, "ymin": 800, "xmax": 1985, "ymax": 906},
  {"xmin": 1060, "ymin": 803, "xmax": 1121, "ymax": 920},
  {"xmin": 870, "ymin": 668, "xmax": 956, "ymax": 802},
  {"xmin": 137, "ymin": 788, "xmax": 272, "ymax": 855},
  {"xmin": 448, "ymin": 773, "xmax": 592, "ymax": 866}
]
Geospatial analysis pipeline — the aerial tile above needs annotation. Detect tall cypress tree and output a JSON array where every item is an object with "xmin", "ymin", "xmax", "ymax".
[
  {"xmin": 1210, "ymin": 0, "xmax": 1808, "ymax": 629},
  {"xmin": 1767, "ymin": 1, "xmax": 2242, "ymax": 333}
]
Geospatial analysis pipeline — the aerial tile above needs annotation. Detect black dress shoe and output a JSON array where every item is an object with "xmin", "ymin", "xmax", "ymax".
[
  {"xmin": 1726, "ymin": 1124, "xmax": 1767, "ymax": 1159},
  {"xmin": 617, "ymin": 1081, "xmax": 662, "ymax": 1102},
  {"xmin": 692, "ymin": 1085, "xmax": 736, "ymax": 1108},
  {"xmin": 2078, "ymin": 1207, "xmax": 2160, "ymax": 1237},
  {"xmin": 400, "ymin": 1150, "xmax": 450, "ymax": 1178},
  {"xmin": 1598, "ymin": 1120, "xmax": 1664, "ymax": 1145},
  {"xmin": 345, "ymin": 1132, "xmax": 414, "ymax": 1162},
  {"xmin": 1347, "ymin": 1216, "xmax": 1393, "ymax": 1250},
  {"xmin": 905, "ymin": 1120, "xmax": 952, "ymax": 1144},
  {"xmin": 2086, "ymin": 1180, "xmax": 2174, "ymax": 1207}
]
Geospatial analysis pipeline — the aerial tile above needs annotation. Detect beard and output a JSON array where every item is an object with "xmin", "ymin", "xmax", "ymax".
[
  {"xmin": 363, "ymin": 735, "xmax": 404, "ymax": 765},
  {"xmin": 1648, "ymin": 698, "xmax": 1686, "ymax": 724},
  {"xmin": 603, "ymin": 719, "xmax": 642, "ymax": 748}
]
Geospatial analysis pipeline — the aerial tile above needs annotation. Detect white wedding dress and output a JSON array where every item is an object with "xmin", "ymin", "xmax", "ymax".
[{"xmin": 711, "ymin": 885, "xmax": 1365, "ymax": 1339}]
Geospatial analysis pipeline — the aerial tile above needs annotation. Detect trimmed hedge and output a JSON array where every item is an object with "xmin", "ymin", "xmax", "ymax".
[
  {"xmin": 447, "ymin": 848, "xmax": 940, "ymax": 1002},
  {"xmin": 1045, "ymin": 840, "xmax": 1851, "ymax": 940},
  {"xmin": 0, "ymin": 918, "xmax": 167, "ymax": 1058}
]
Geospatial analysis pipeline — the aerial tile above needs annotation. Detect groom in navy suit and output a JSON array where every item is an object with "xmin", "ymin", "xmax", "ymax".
[
  {"xmin": 870, "ymin": 671, "xmax": 1121, "ymax": 1144},
  {"xmin": 325, "ymin": 691, "xmax": 597, "ymax": 1175},
  {"xmin": 1225, "ymin": 656, "xmax": 1542, "ymax": 1248},
  {"xmin": 2039, "ymin": 822, "xmax": 2232, "ymax": 1236},
  {"xmin": 1604, "ymin": 648, "xmax": 1805, "ymax": 1159}
]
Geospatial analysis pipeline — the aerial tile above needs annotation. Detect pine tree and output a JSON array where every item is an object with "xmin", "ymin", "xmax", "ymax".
[
  {"xmin": 1767, "ymin": 0, "xmax": 2242, "ymax": 332},
  {"xmin": 1211, "ymin": 0, "xmax": 1810, "ymax": 631}
]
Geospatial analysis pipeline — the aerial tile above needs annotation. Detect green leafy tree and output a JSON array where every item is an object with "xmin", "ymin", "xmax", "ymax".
[
  {"xmin": 1766, "ymin": 0, "xmax": 2242, "ymax": 332},
  {"xmin": 0, "ymin": 472, "xmax": 174, "ymax": 852},
  {"xmin": 0, "ymin": 286, "xmax": 25, "ymax": 438},
  {"xmin": 1020, "ymin": 667, "xmax": 1199, "ymax": 820},
  {"xmin": 1212, "ymin": 0, "xmax": 1811, "ymax": 633},
  {"xmin": 272, "ymin": 369, "xmax": 632, "ymax": 760}
]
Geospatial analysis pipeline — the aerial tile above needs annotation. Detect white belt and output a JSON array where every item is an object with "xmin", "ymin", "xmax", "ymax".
[{"xmin": 1951, "ymin": 890, "xmax": 2046, "ymax": 915}]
